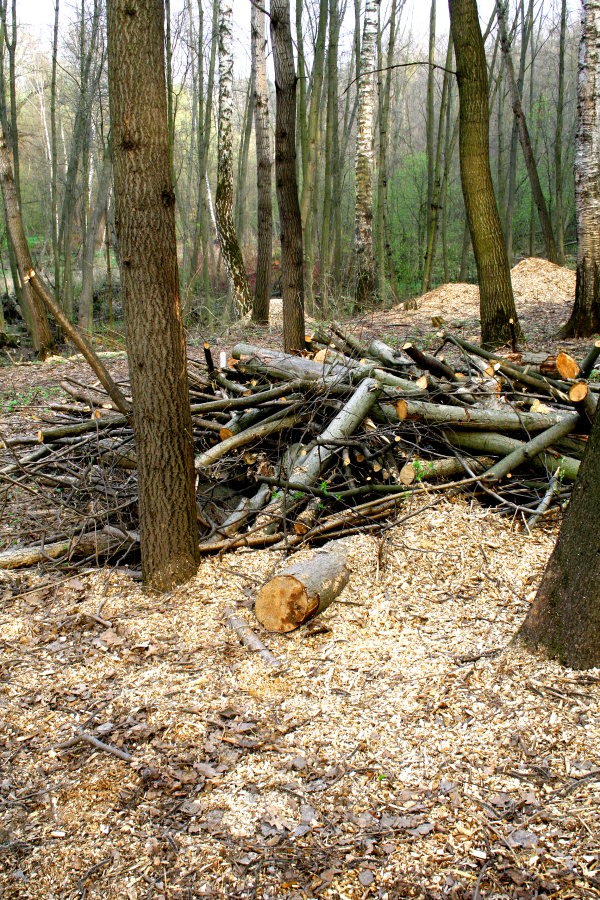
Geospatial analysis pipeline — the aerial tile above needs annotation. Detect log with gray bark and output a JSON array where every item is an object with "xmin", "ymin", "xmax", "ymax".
[{"xmin": 255, "ymin": 540, "xmax": 350, "ymax": 632}]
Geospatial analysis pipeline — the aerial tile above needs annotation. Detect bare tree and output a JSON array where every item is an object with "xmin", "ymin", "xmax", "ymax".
[
  {"xmin": 251, "ymin": 0, "xmax": 272, "ymax": 324},
  {"xmin": 449, "ymin": 0, "xmax": 521, "ymax": 348},
  {"xmin": 354, "ymin": 0, "xmax": 379, "ymax": 308},
  {"xmin": 270, "ymin": 0, "xmax": 305, "ymax": 351},
  {"xmin": 560, "ymin": 0, "xmax": 600, "ymax": 337},
  {"xmin": 215, "ymin": 0, "xmax": 252, "ymax": 317}
]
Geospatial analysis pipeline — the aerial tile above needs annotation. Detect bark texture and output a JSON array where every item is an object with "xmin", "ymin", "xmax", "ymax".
[
  {"xmin": 270, "ymin": 0, "xmax": 305, "ymax": 351},
  {"xmin": 251, "ymin": 1, "xmax": 272, "ymax": 324},
  {"xmin": 215, "ymin": 0, "xmax": 252, "ymax": 317},
  {"xmin": 449, "ymin": 0, "xmax": 521, "ymax": 348},
  {"xmin": 560, "ymin": 0, "xmax": 600, "ymax": 338},
  {"xmin": 354, "ymin": 0, "xmax": 378, "ymax": 309},
  {"xmin": 107, "ymin": 0, "xmax": 199, "ymax": 589},
  {"xmin": 518, "ymin": 400, "xmax": 600, "ymax": 668}
]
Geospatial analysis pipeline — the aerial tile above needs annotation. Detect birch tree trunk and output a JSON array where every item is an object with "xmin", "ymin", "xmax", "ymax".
[
  {"xmin": 107, "ymin": 0, "xmax": 199, "ymax": 589},
  {"xmin": 215, "ymin": 0, "xmax": 251, "ymax": 317},
  {"xmin": 320, "ymin": 0, "xmax": 340, "ymax": 312},
  {"xmin": 251, "ymin": 0, "xmax": 272, "ymax": 324},
  {"xmin": 376, "ymin": 0, "xmax": 399, "ymax": 305},
  {"xmin": 354, "ymin": 0, "xmax": 379, "ymax": 309},
  {"xmin": 271, "ymin": 0, "xmax": 305, "ymax": 351},
  {"xmin": 449, "ymin": 0, "xmax": 522, "ymax": 348},
  {"xmin": 560, "ymin": 0, "xmax": 600, "ymax": 338}
]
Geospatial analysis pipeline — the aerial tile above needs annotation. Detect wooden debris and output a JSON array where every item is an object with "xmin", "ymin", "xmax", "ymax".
[
  {"xmin": 224, "ymin": 607, "xmax": 282, "ymax": 668},
  {"xmin": 255, "ymin": 540, "xmax": 350, "ymax": 632}
]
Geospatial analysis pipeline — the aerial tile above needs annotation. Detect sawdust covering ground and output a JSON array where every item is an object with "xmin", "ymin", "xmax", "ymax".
[{"xmin": 2, "ymin": 500, "xmax": 600, "ymax": 899}]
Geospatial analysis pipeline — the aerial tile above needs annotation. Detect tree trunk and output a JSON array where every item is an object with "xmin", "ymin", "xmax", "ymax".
[
  {"xmin": 320, "ymin": 0, "xmax": 339, "ymax": 312},
  {"xmin": 215, "ymin": 0, "xmax": 252, "ymax": 317},
  {"xmin": 425, "ymin": 0, "xmax": 436, "ymax": 268},
  {"xmin": 518, "ymin": 399, "xmax": 600, "ymax": 669},
  {"xmin": 78, "ymin": 150, "xmax": 112, "ymax": 333},
  {"xmin": 449, "ymin": 0, "xmax": 521, "ymax": 348},
  {"xmin": 354, "ymin": 0, "xmax": 379, "ymax": 309},
  {"xmin": 505, "ymin": 0, "xmax": 531, "ymax": 263},
  {"xmin": 496, "ymin": 0, "xmax": 558, "ymax": 264},
  {"xmin": 0, "ymin": 129, "xmax": 55, "ymax": 356},
  {"xmin": 559, "ymin": 0, "xmax": 600, "ymax": 338},
  {"xmin": 235, "ymin": 78, "xmax": 254, "ymax": 248},
  {"xmin": 270, "ymin": 0, "xmax": 305, "ymax": 351},
  {"xmin": 251, "ymin": 0, "xmax": 272, "ymax": 324},
  {"xmin": 376, "ymin": 0, "xmax": 398, "ymax": 305},
  {"xmin": 107, "ymin": 0, "xmax": 199, "ymax": 589},
  {"xmin": 50, "ymin": 0, "xmax": 60, "ymax": 307},
  {"xmin": 554, "ymin": 0, "xmax": 567, "ymax": 264}
]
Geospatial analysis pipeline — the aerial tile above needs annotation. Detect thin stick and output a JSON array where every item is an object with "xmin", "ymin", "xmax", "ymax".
[
  {"xmin": 57, "ymin": 728, "xmax": 133, "ymax": 762},
  {"xmin": 224, "ymin": 607, "xmax": 281, "ymax": 669}
]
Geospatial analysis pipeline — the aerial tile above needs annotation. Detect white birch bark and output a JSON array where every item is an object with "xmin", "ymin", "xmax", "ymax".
[
  {"xmin": 354, "ymin": 0, "xmax": 378, "ymax": 308},
  {"xmin": 562, "ymin": 0, "xmax": 600, "ymax": 336},
  {"xmin": 215, "ymin": 0, "xmax": 252, "ymax": 317}
]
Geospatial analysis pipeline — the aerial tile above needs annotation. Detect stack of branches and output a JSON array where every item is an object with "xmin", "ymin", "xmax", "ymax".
[{"xmin": 1, "ymin": 326, "xmax": 599, "ymax": 572}]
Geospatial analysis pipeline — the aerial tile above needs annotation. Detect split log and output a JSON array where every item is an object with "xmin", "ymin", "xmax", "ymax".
[{"xmin": 255, "ymin": 540, "xmax": 350, "ymax": 632}]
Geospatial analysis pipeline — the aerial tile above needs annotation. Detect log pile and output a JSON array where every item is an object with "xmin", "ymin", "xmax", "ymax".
[{"xmin": 1, "ymin": 325, "xmax": 598, "ymax": 571}]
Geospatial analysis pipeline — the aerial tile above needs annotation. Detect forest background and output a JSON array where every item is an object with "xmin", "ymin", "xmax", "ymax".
[{"xmin": 0, "ymin": 0, "xmax": 581, "ymax": 336}]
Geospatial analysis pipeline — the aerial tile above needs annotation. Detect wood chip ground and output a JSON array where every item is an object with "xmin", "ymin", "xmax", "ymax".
[{"xmin": 1, "ymin": 261, "xmax": 600, "ymax": 898}]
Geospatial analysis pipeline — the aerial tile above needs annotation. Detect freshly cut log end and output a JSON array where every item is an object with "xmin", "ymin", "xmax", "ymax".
[
  {"xmin": 556, "ymin": 351, "xmax": 580, "ymax": 380},
  {"xmin": 256, "ymin": 575, "xmax": 317, "ymax": 632},
  {"xmin": 569, "ymin": 381, "xmax": 589, "ymax": 404},
  {"xmin": 255, "ymin": 540, "xmax": 350, "ymax": 632},
  {"xmin": 396, "ymin": 399, "xmax": 408, "ymax": 421}
]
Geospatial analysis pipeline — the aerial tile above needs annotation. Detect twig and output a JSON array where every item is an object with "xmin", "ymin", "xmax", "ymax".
[
  {"xmin": 57, "ymin": 727, "xmax": 133, "ymax": 762},
  {"xmin": 224, "ymin": 607, "xmax": 282, "ymax": 670}
]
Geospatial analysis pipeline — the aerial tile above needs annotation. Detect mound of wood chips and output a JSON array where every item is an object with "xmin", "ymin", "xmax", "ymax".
[{"xmin": 2, "ymin": 499, "xmax": 600, "ymax": 898}]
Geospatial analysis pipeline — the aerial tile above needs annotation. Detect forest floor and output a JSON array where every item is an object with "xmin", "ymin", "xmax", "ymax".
[{"xmin": 1, "ymin": 259, "xmax": 600, "ymax": 899}]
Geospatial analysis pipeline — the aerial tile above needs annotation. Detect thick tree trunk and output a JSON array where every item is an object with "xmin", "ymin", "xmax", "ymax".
[
  {"xmin": 215, "ymin": 0, "xmax": 252, "ymax": 317},
  {"xmin": 107, "ymin": 0, "xmax": 200, "ymax": 589},
  {"xmin": 251, "ymin": 1, "xmax": 272, "ymax": 324},
  {"xmin": 354, "ymin": 0, "xmax": 379, "ymax": 309},
  {"xmin": 270, "ymin": 0, "xmax": 305, "ymax": 351},
  {"xmin": 449, "ymin": 0, "xmax": 521, "ymax": 348},
  {"xmin": 518, "ymin": 399, "xmax": 600, "ymax": 669},
  {"xmin": 560, "ymin": 0, "xmax": 600, "ymax": 338}
]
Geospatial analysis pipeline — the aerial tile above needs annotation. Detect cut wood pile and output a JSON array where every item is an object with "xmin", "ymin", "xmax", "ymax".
[{"xmin": 1, "ymin": 326, "xmax": 599, "ymax": 572}]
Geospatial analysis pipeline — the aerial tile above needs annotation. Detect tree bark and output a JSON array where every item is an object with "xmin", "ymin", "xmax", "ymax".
[
  {"xmin": 107, "ymin": 0, "xmax": 199, "ymax": 589},
  {"xmin": 78, "ymin": 150, "xmax": 112, "ymax": 334},
  {"xmin": 559, "ymin": 0, "xmax": 600, "ymax": 338},
  {"xmin": 215, "ymin": 0, "xmax": 252, "ymax": 317},
  {"xmin": 354, "ymin": 0, "xmax": 379, "ymax": 308},
  {"xmin": 449, "ymin": 0, "xmax": 522, "ymax": 348},
  {"xmin": 554, "ymin": 0, "xmax": 567, "ymax": 264},
  {"xmin": 496, "ymin": 0, "xmax": 558, "ymax": 263},
  {"xmin": 518, "ymin": 399, "xmax": 600, "ymax": 668},
  {"xmin": 271, "ymin": 0, "xmax": 305, "ymax": 351},
  {"xmin": 251, "ymin": 0, "xmax": 272, "ymax": 324}
]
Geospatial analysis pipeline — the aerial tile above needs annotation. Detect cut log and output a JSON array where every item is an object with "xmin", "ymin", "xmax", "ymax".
[
  {"xmin": 580, "ymin": 338, "xmax": 600, "ymax": 379},
  {"xmin": 569, "ymin": 381, "xmax": 598, "ymax": 427},
  {"xmin": 556, "ymin": 351, "xmax": 580, "ymax": 380},
  {"xmin": 402, "ymin": 342, "xmax": 459, "ymax": 382},
  {"xmin": 445, "ymin": 429, "xmax": 580, "ymax": 481},
  {"xmin": 0, "ymin": 529, "xmax": 136, "ymax": 570},
  {"xmin": 481, "ymin": 413, "xmax": 580, "ymax": 482},
  {"xmin": 378, "ymin": 397, "xmax": 572, "ymax": 433},
  {"xmin": 195, "ymin": 411, "xmax": 300, "ymax": 470},
  {"xmin": 255, "ymin": 540, "xmax": 350, "ymax": 632}
]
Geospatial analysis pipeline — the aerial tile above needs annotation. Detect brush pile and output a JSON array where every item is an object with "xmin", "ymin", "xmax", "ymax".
[{"xmin": 1, "ymin": 325, "xmax": 599, "ymax": 571}]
